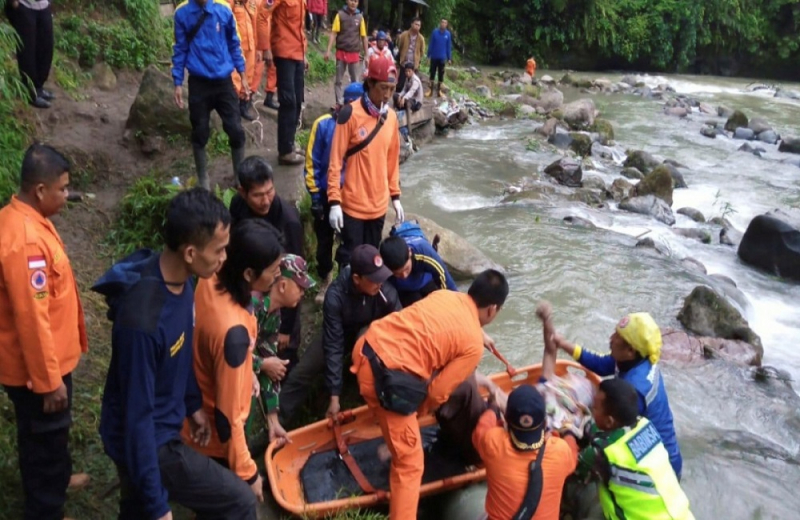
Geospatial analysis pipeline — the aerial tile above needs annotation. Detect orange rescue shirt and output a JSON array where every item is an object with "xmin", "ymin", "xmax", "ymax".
[
  {"xmin": 472, "ymin": 409, "xmax": 579, "ymax": 520},
  {"xmin": 183, "ymin": 275, "xmax": 258, "ymax": 482},
  {"xmin": 327, "ymin": 100, "xmax": 401, "ymax": 220},
  {"xmin": 230, "ymin": 0, "xmax": 259, "ymax": 51},
  {"xmin": 256, "ymin": 0, "xmax": 307, "ymax": 61},
  {"xmin": 0, "ymin": 196, "xmax": 87, "ymax": 392},
  {"xmin": 356, "ymin": 291, "xmax": 483, "ymax": 412}
]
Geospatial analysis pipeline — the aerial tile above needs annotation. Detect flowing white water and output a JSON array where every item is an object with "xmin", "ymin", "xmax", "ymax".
[{"xmin": 404, "ymin": 71, "xmax": 800, "ymax": 519}]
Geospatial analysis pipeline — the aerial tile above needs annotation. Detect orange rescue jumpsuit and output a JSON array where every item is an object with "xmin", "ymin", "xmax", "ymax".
[
  {"xmin": 181, "ymin": 275, "xmax": 259, "ymax": 483},
  {"xmin": 0, "ymin": 196, "xmax": 88, "ymax": 392},
  {"xmin": 350, "ymin": 291, "xmax": 485, "ymax": 520},
  {"xmin": 526, "ymin": 57, "xmax": 537, "ymax": 78},
  {"xmin": 231, "ymin": 0, "xmax": 261, "ymax": 99}
]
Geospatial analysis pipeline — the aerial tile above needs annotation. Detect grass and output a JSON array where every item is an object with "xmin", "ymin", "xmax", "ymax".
[{"xmin": 307, "ymin": 34, "xmax": 336, "ymax": 85}]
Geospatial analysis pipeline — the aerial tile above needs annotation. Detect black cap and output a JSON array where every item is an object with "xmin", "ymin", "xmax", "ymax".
[{"xmin": 350, "ymin": 244, "xmax": 392, "ymax": 284}]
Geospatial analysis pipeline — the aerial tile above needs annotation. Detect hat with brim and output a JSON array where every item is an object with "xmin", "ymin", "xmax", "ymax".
[
  {"xmin": 505, "ymin": 384, "xmax": 546, "ymax": 451},
  {"xmin": 350, "ymin": 244, "xmax": 393, "ymax": 284},
  {"xmin": 280, "ymin": 254, "xmax": 316, "ymax": 290}
]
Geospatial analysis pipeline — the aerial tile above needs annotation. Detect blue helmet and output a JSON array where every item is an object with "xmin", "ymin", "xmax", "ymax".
[
  {"xmin": 343, "ymin": 82, "xmax": 364, "ymax": 103},
  {"xmin": 377, "ymin": 31, "xmax": 387, "ymax": 41}
]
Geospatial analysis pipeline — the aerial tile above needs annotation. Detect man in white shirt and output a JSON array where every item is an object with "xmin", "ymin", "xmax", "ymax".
[{"xmin": 395, "ymin": 62, "xmax": 423, "ymax": 114}]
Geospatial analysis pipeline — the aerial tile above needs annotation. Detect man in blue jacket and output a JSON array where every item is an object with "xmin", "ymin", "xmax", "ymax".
[
  {"xmin": 93, "ymin": 189, "xmax": 257, "ymax": 520},
  {"xmin": 304, "ymin": 82, "xmax": 364, "ymax": 305},
  {"xmin": 379, "ymin": 231, "xmax": 457, "ymax": 307},
  {"xmin": 172, "ymin": 0, "xmax": 248, "ymax": 191},
  {"xmin": 426, "ymin": 18, "xmax": 452, "ymax": 98}
]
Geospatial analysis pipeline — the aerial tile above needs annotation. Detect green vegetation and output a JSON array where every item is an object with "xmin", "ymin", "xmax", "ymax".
[
  {"xmin": 307, "ymin": 34, "xmax": 336, "ymax": 85},
  {"xmin": 0, "ymin": 14, "xmax": 31, "ymax": 204}
]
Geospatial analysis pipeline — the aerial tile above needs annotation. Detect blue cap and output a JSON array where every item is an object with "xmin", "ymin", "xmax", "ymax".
[
  {"xmin": 377, "ymin": 31, "xmax": 387, "ymax": 41},
  {"xmin": 505, "ymin": 384, "xmax": 546, "ymax": 451},
  {"xmin": 343, "ymin": 82, "xmax": 364, "ymax": 103}
]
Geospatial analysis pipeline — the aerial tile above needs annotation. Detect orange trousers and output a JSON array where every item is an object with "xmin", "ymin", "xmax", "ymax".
[
  {"xmin": 233, "ymin": 48, "xmax": 277, "ymax": 98},
  {"xmin": 352, "ymin": 340, "xmax": 424, "ymax": 520}
]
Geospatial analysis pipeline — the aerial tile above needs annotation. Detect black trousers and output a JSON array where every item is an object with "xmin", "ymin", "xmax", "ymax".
[
  {"xmin": 188, "ymin": 75, "xmax": 245, "ymax": 150},
  {"xmin": 274, "ymin": 57, "xmax": 305, "ymax": 156},
  {"xmin": 117, "ymin": 439, "xmax": 257, "ymax": 520},
  {"xmin": 4, "ymin": 3, "xmax": 54, "ymax": 101},
  {"xmin": 338, "ymin": 211, "xmax": 385, "ymax": 268},
  {"xmin": 4, "ymin": 373, "xmax": 73, "ymax": 520},
  {"xmin": 429, "ymin": 59, "xmax": 446, "ymax": 83},
  {"xmin": 313, "ymin": 199, "xmax": 336, "ymax": 279}
]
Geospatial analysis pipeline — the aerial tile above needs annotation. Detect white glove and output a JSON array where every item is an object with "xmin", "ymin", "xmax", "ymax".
[
  {"xmin": 329, "ymin": 205, "xmax": 343, "ymax": 232},
  {"xmin": 392, "ymin": 199, "xmax": 404, "ymax": 223}
]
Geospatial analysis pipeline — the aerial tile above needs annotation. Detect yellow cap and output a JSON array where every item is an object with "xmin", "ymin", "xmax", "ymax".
[{"xmin": 616, "ymin": 312, "xmax": 662, "ymax": 364}]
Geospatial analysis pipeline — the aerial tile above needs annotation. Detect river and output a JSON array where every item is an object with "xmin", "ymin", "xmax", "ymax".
[{"xmin": 400, "ymin": 71, "xmax": 800, "ymax": 519}]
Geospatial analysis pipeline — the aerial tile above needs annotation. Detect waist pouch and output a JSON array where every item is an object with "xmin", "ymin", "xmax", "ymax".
[{"xmin": 363, "ymin": 342, "xmax": 428, "ymax": 416}]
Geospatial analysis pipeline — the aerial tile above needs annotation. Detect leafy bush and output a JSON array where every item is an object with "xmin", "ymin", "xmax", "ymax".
[
  {"xmin": 0, "ymin": 19, "xmax": 31, "ymax": 204},
  {"xmin": 307, "ymin": 35, "xmax": 337, "ymax": 85}
]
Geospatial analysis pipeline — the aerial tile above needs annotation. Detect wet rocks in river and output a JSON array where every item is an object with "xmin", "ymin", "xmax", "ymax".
[
  {"xmin": 635, "ymin": 165, "xmax": 674, "ymax": 206},
  {"xmin": 563, "ymin": 216, "xmax": 597, "ymax": 230},
  {"xmin": 610, "ymin": 178, "xmax": 634, "ymax": 201},
  {"xmin": 673, "ymin": 228, "xmax": 712, "ymax": 244},
  {"xmin": 620, "ymin": 167, "xmax": 645, "ymax": 180},
  {"xmin": 581, "ymin": 175, "xmax": 607, "ymax": 192},
  {"xmin": 677, "ymin": 285, "xmax": 763, "ymax": 352},
  {"xmin": 738, "ymin": 143, "xmax": 765, "ymax": 157},
  {"xmin": 623, "ymin": 150, "xmax": 660, "ymax": 174},
  {"xmin": 568, "ymin": 133, "xmax": 593, "ymax": 156},
  {"xmin": 737, "ymin": 214, "xmax": 800, "ymax": 282},
  {"xmin": 663, "ymin": 164, "xmax": 688, "ymax": 189},
  {"xmin": 774, "ymin": 87, "xmax": 800, "ymax": 100},
  {"xmin": 544, "ymin": 158, "xmax": 582, "ymax": 187},
  {"xmin": 700, "ymin": 126, "xmax": 718, "ymax": 139},
  {"xmin": 568, "ymin": 188, "xmax": 605, "ymax": 206},
  {"xmin": 591, "ymin": 142, "xmax": 621, "ymax": 162},
  {"xmin": 681, "ymin": 257, "xmax": 708, "ymax": 274},
  {"xmin": 562, "ymin": 98, "xmax": 597, "ymax": 129},
  {"xmin": 708, "ymin": 216, "xmax": 733, "ymax": 229},
  {"xmin": 664, "ymin": 106, "xmax": 689, "ymax": 118},
  {"xmin": 619, "ymin": 195, "xmax": 676, "ymax": 225},
  {"xmin": 748, "ymin": 117, "xmax": 773, "ymax": 134},
  {"xmin": 778, "ymin": 137, "xmax": 800, "ymax": 155},
  {"xmin": 698, "ymin": 102, "xmax": 715, "ymax": 115},
  {"xmin": 548, "ymin": 130, "xmax": 573, "ymax": 150},
  {"xmin": 724, "ymin": 110, "xmax": 748, "ymax": 132},
  {"xmin": 733, "ymin": 127, "xmax": 755, "ymax": 140},
  {"xmin": 757, "ymin": 130, "xmax": 779, "ymax": 144},
  {"xmin": 720, "ymin": 227, "xmax": 743, "ymax": 247},
  {"xmin": 677, "ymin": 207, "xmax": 705, "ymax": 223},
  {"xmin": 535, "ymin": 117, "xmax": 559, "ymax": 138},
  {"xmin": 717, "ymin": 105, "xmax": 734, "ymax": 118},
  {"xmin": 591, "ymin": 118, "xmax": 615, "ymax": 144},
  {"xmin": 660, "ymin": 328, "xmax": 762, "ymax": 367},
  {"xmin": 533, "ymin": 87, "xmax": 564, "ymax": 112}
]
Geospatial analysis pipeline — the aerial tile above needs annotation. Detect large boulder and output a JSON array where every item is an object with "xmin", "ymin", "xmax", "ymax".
[
  {"xmin": 724, "ymin": 110, "xmax": 748, "ymax": 132},
  {"xmin": 757, "ymin": 130, "xmax": 779, "ymax": 144},
  {"xmin": 544, "ymin": 158, "xmax": 582, "ymax": 187},
  {"xmin": 677, "ymin": 286, "xmax": 763, "ymax": 353},
  {"xmin": 635, "ymin": 165, "xmax": 674, "ymax": 206},
  {"xmin": 619, "ymin": 195, "xmax": 676, "ymax": 225},
  {"xmin": 581, "ymin": 175, "xmax": 607, "ymax": 192},
  {"xmin": 610, "ymin": 178, "xmax": 634, "ymax": 202},
  {"xmin": 126, "ymin": 65, "xmax": 192, "ymax": 138},
  {"xmin": 660, "ymin": 328, "xmax": 762, "ymax": 367},
  {"xmin": 623, "ymin": 150, "xmax": 660, "ymax": 174},
  {"xmin": 778, "ymin": 137, "xmax": 800, "ymax": 155},
  {"xmin": 592, "ymin": 118, "xmax": 615, "ymax": 144},
  {"xmin": 381, "ymin": 214, "xmax": 502, "ymax": 280},
  {"xmin": 717, "ymin": 105, "xmax": 734, "ymax": 118},
  {"xmin": 411, "ymin": 119, "xmax": 435, "ymax": 146},
  {"xmin": 737, "ymin": 214, "xmax": 800, "ymax": 281},
  {"xmin": 534, "ymin": 118, "xmax": 559, "ymax": 138},
  {"xmin": 532, "ymin": 87, "xmax": 564, "ymax": 112},
  {"xmin": 734, "ymin": 127, "xmax": 756, "ymax": 140},
  {"xmin": 748, "ymin": 117, "xmax": 772, "ymax": 134},
  {"xmin": 561, "ymin": 98, "xmax": 597, "ymax": 129},
  {"xmin": 568, "ymin": 133, "xmax": 593, "ymax": 156}
]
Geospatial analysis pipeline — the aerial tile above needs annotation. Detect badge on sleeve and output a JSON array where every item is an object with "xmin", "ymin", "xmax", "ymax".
[{"xmin": 31, "ymin": 270, "xmax": 47, "ymax": 291}]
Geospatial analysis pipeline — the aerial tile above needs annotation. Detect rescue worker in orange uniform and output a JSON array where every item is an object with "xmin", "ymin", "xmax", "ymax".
[
  {"xmin": 351, "ymin": 269, "xmax": 509, "ymax": 520},
  {"xmin": 526, "ymin": 57, "xmax": 536, "ymax": 78},
  {"xmin": 0, "ymin": 144, "xmax": 89, "ymax": 520},
  {"xmin": 230, "ymin": 0, "xmax": 261, "ymax": 121},
  {"xmin": 185, "ymin": 219, "xmax": 284, "ymax": 503},
  {"xmin": 256, "ymin": 0, "xmax": 308, "ymax": 165}
]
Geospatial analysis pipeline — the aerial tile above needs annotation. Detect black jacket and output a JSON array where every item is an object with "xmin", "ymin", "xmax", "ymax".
[
  {"xmin": 323, "ymin": 266, "xmax": 401, "ymax": 395},
  {"xmin": 230, "ymin": 194, "xmax": 304, "ymax": 335}
]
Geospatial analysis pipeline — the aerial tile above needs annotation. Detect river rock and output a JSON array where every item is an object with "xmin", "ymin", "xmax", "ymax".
[
  {"xmin": 592, "ymin": 118, "xmax": 615, "ymax": 144},
  {"xmin": 748, "ymin": 117, "xmax": 772, "ymax": 134},
  {"xmin": 720, "ymin": 226, "xmax": 743, "ymax": 247},
  {"xmin": 620, "ymin": 167, "xmax": 644, "ymax": 180},
  {"xmin": 381, "ymin": 214, "xmax": 502, "ymax": 280},
  {"xmin": 562, "ymin": 98, "xmax": 597, "ymax": 129},
  {"xmin": 517, "ymin": 105, "xmax": 537, "ymax": 116},
  {"xmin": 677, "ymin": 285, "xmax": 763, "ymax": 352},
  {"xmin": 568, "ymin": 188, "xmax": 605, "ymax": 206},
  {"xmin": 766, "ymin": 208, "xmax": 800, "ymax": 229},
  {"xmin": 724, "ymin": 110, "xmax": 748, "ymax": 132},
  {"xmin": 778, "ymin": 137, "xmax": 800, "ymax": 155},
  {"xmin": 475, "ymin": 85, "xmax": 492, "ymax": 98},
  {"xmin": 533, "ymin": 87, "xmax": 564, "ymax": 112},
  {"xmin": 619, "ymin": 195, "xmax": 675, "ymax": 225},
  {"xmin": 700, "ymin": 126, "xmax": 717, "ymax": 139},
  {"xmin": 535, "ymin": 118, "xmax": 559, "ymax": 138},
  {"xmin": 682, "ymin": 257, "xmax": 708, "ymax": 274},
  {"xmin": 581, "ymin": 175, "xmax": 606, "ymax": 192},
  {"xmin": 664, "ymin": 106, "xmax": 689, "ymax": 118},
  {"xmin": 635, "ymin": 237, "xmax": 670, "ymax": 255},
  {"xmin": 520, "ymin": 73, "xmax": 533, "ymax": 85},
  {"xmin": 717, "ymin": 105, "xmax": 734, "ymax": 118},
  {"xmin": 698, "ymin": 102, "xmax": 715, "ymax": 115},
  {"xmin": 540, "ymin": 75, "xmax": 555, "ymax": 84},
  {"xmin": 563, "ymin": 216, "xmax": 597, "ymax": 230},
  {"xmin": 126, "ymin": 65, "xmax": 192, "ymax": 138},
  {"xmin": 677, "ymin": 207, "xmax": 705, "ymax": 223},
  {"xmin": 411, "ymin": 118, "xmax": 435, "ymax": 146},
  {"xmin": 709, "ymin": 217, "xmax": 734, "ymax": 229},
  {"xmin": 591, "ymin": 142, "xmax": 623, "ymax": 162},
  {"xmin": 568, "ymin": 133, "xmax": 593, "ymax": 156},
  {"xmin": 635, "ymin": 165, "xmax": 674, "ymax": 206},
  {"xmin": 673, "ymin": 228, "xmax": 712, "ymax": 244},
  {"xmin": 548, "ymin": 130, "xmax": 573, "ymax": 150},
  {"xmin": 544, "ymin": 158, "xmax": 582, "ymax": 187},
  {"xmin": 774, "ymin": 87, "xmax": 800, "ymax": 100},
  {"xmin": 623, "ymin": 150, "xmax": 660, "ymax": 174},
  {"xmin": 733, "ymin": 127, "xmax": 755, "ymax": 140},
  {"xmin": 92, "ymin": 62, "xmax": 117, "ymax": 91},
  {"xmin": 664, "ymin": 165, "xmax": 688, "ymax": 189},
  {"xmin": 660, "ymin": 328, "xmax": 763, "ymax": 367},
  {"xmin": 738, "ymin": 142, "xmax": 764, "ymax": 157},
  {"xmin": 610, "ymin": 178, "xmax": 634, "ymax": 201},
  {"xmin": 516, "ymin": 94, "xmax": 538, "ymax": 107},
  {"xmin": 737, "ymin": 214, "xmax": 800, "ymax": 281},
  {"xmin": 757, "ymin": 130, "xmax": 779, "ymax": 144}
]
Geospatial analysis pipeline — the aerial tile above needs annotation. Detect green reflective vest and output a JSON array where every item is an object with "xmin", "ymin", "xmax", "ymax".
[{"xmin": 598, "ymin": 418, "xmax": 694, "ymax": 520}]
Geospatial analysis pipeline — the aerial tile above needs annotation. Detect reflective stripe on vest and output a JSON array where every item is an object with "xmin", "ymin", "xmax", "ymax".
[
  {"xmin": 599, "ymin": 418, "xmax": 694, "ymax": 520},
  {"xmin": 644, "ymin": 364, "xmax": 661, "ymax": 408}
]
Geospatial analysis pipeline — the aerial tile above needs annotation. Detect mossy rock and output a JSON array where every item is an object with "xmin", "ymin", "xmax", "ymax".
[
  {"xmin": 677, "ymin": 286, "xmax": 763, "ymax": 350},
  {"xmin": 724, "ymin": 110, "xmax": 749, "ymax": 132},
  {"xmin": 621, "ymin": 167, "xmax": 644, "ymax": 180},
  {"xmin": 592, "ymin": 118, "xmax": 615, "ymax": 144},
  {"xmin": 551, "ymin": 109, "xmax": 564, "ymax": 120},
  {"xmin": 623, "ymin": 150, "xmax": 659, "ymax": 174},
  {"xmin": 522, "ymin": 84, "xmax": 541, "ymax": 98},
  {"xmin": 568, "ymin": 133, "xmax": 593, "ymax": 157},
  {"xmin": 560, "ymin": 73, "xmax": 575, "ymax": 86},
  {"xmin": 635, "ymin": 165, "xmax": 674, "ymax": 206},
  {"xmin": 574, "ymin": 79, "xmax": 594, "ymax": 89}
]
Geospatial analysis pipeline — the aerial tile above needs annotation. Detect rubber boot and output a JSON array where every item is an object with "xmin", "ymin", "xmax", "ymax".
[
  {"xmin": 435, "ymin": 82, "xmax": 442, "ymax": 98},
  {"xmin": 231, "ymin": 144, "xmax": 245, "ymax": 180},
  {"xmin": 193, "ymin": 145, "xmax": 210, "ymax": 190},
  {"xmin": 265, "ymin": 92, "xmax": 280, "ymax": 110}
]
